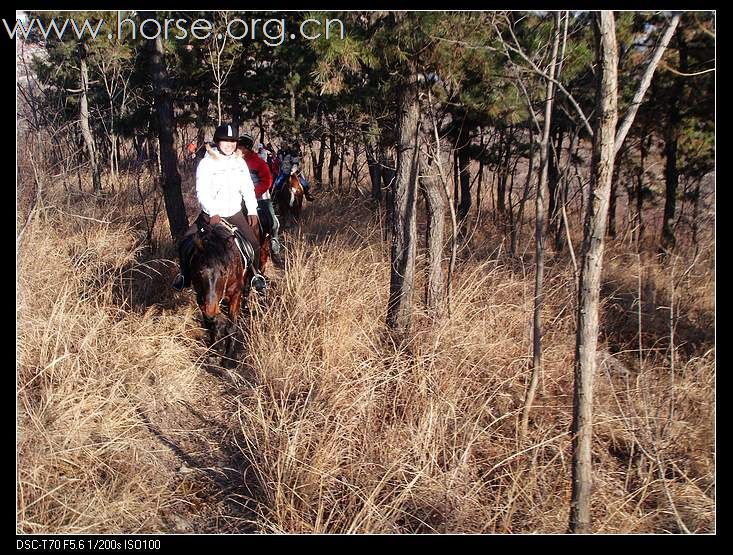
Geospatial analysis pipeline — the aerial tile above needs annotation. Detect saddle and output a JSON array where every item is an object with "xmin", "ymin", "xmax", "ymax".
[
  {"xmin": 219, "ymin": 218, "xmax": 267, "ymax": 292},
  {"xmin": 218, "ymin": 218, "xmax": 256, "ymax": 268}
]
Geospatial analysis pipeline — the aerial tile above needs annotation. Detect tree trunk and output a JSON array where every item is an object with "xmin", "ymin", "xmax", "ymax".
[
  {"xmin": 257, "ymin": 114, "xmax": 265, "ymax": 144},
  {"xmin": 661, "ymin": 27, "xmax": 687, "ymax": 254},
  {"xmin": 476, "ymin": 163, "xmax": 484, "ymax": 227},
  {"xmin": 555, "ymin": 130, "xmax": 579, "ymax": 252},
  {"xmin": 315, "ymin": 131, "xmax": 326, "ymax": 187},
  {"xmin": 607, "ymin": 162, "xmax": 621, "ymax": 238},
  {"xmin": 230, "ymin": 90, "xmax": 241, "ymax": 127},
  {"xmin": 661, "ymin": 127, "xmax": 679, "ymax": 253},
  {"xmin": 386, "ymin": 68, "xmax": 420, "ymax": 340},
  {"xmin": 569, "ymin": 10, "xmax": 618, "ymax": 534},
  {"xmin": 146, "ymin": 115, "xmax": 159, "ymax": 171},
  {"xmin": 328, "ymin": 124, "xmax": 337, "ymax": 189},
  {"xmin": 547, "ymin": 125, "xmax": 564, "ymax": 238},
  {"xmin": 338, "ymin": 137, "xmax": 346, "ymax": 191},
  {"xmin": 511, "ymin": 128, "xmax": 535, "ymax": 256},
  {"xmin": 351, "ymin": 140, "xmax": 361, "ymax": 190},
  {"xmin": 521, "ymin": 11, "xmax": 561, "ymax": 442},
  {"xmin": 78, "ymin": 42, "xmax": 101, "ymax": 192},
  {"xmin": 144, "ymin": 13, "xmax": 189, "ymax": 241},
  {"xmin": 457, "ymin": 120, "xmax": 472, "ymax": 238},
  {"xmin": 636, "ymin": 135, "xmax": 648, "ymax": 248},
  {"xmin": 289, "ymin": 68, "xmax": 296, "ymax": 120},
  {"xmin": 116, "ymin": 135, "xmax": 122, "ymax": 173},
  {"xmin": 364, "ymin": 129, "xmax": 383, "ymax": 203},
  {"xmin": 497, "ymin": 134, "xmax": 507, "ymax": 218},
  {"xmin": 476, "ymin": 129, "xmax": 485, "ymax": 225},
  {"xmin": 108, "ymin": 95, "xmax": 117, "ymax": 178},
  {"xmin": 421, "ymin": 163, "xmax": 447, "ymax": 319},
  {"xmin": 692, "ymin": 178, "xmax": 702, "ymax": 248},
  {"xmin": 453, "ymin": 149, "xmax": 459, "ymax": 214},
  {"xmin": 196, "ymin": 87, "xmax": 210, "ymax": 146},
  {"xmin": 498, "ymin": 128, "xmax": 513, "ymax": 222},
  {"xmin": 133, "ymin": 134, "xmax": 143, "ymax": 164},
  {"xmin": 382, "ymin": 151, "xmax": 396, "ymax": 239}
]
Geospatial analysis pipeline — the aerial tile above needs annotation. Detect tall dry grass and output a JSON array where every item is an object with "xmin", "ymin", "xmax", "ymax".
[
  {"xmin": 227, "ymin": 194, "xmax": 714, "ymax": 533},
  {"xmin": 17, "ymin": 142, "xmax": 714, "ymax": 533},
  {"xmin": 17, "ymin": 146, "xmax": 214, "ymax": 533}
]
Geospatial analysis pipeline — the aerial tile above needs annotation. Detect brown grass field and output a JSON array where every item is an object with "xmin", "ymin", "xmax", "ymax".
[{"xmin": 16, "ymin": 137, "xmax": 714, "ymax": 534}]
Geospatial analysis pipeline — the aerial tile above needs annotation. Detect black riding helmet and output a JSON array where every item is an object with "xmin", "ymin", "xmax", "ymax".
[
  {"xmin": 238, "ymin": 133, "xmax": 255, "ymax": 150},
  {"xmin": 213, "ymin": 123, "xmax": 239, "ymax": 142}
]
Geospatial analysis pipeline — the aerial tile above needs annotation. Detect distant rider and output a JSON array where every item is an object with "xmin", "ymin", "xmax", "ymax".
[{"xmin": 238, "ymin": 133, "xmax": 282, "ymax": 261}]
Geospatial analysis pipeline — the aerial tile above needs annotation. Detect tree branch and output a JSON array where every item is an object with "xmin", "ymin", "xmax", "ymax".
[{"xmin": 614, "ymin": 13, "xmax": 681, "ymax": 155}]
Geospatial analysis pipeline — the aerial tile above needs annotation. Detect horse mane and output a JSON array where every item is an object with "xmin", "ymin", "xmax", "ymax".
[{"xmin": 190, "ymin": 223, "xmax": 237, "ymax": 268}]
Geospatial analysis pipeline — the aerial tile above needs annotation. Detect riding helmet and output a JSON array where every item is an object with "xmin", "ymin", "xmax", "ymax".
[
  {"xmin": 213, "ymin": 123, "xmax": 239, "ymax": 142},
  {"xmin": 238, "ymin": 133, "xmax": 255, "ymax": 150}
]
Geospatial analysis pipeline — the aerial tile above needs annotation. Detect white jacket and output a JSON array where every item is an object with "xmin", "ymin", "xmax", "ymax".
[{"xmin": 195, "ymin": 144, "xmax": 258, "ymax": 218}]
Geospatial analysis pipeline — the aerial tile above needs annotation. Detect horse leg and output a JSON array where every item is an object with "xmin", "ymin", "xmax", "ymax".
[
  {"xmin": 222, "ymin": 318, "xmax": 236, "ymax": 362},
  {"xmin": 223, "ymin": 290, "xmax": 242, "ymax": 361},
  {"xmin": 293, "ymin": 199, "xmax": 302, "ymax": 225},
  {"xmin": 242, "ymin": 280, "xmax": 252, "ymax": 309},
  {"xmin": 204, "ymin": 313, "xmax": 227, "ymax": 358},
  {"xmin": 203, "ymin": 315, "xmax": 217, "ymax": 345}
]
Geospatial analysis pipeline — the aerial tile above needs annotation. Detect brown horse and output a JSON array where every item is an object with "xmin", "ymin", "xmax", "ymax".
[
  {"xmin": 186, "ymin": 219, "xmax": 267, "ymax": 357},
  {"xmin": 274, "ymin": 173, "xmax": 304, "ymax": 228}
]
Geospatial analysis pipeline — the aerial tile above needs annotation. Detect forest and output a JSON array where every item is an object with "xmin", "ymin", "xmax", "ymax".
[{"xmin": 16, "ymin": 11, "xmax": 714, "ymax": 534}]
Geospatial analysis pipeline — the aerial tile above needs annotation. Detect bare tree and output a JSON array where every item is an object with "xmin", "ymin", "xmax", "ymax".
[
  {"xmin": 364, "ymin": 125, "xmax": 383, "ymax": 203},
  {"xmin": 96, "ymin": 45, "xmax": 132, "ymax": 179},
  {"xmin": 568, "ymin": 12, "xmax": 680, "ymax": 532},
  {"xmin": 142, "ymin": 12, "xmax": 188, "ymax": 241},
  {"xmin": 77, "ymin": 41, "xmax": 101, "ymax": 192},
  {"xmin": 614, "ymin": 13, "xmax": 681, "ymax": 156},
  {"xmin": 569, "ymin": 11, "xmax": 618, "ymax": 534},
  {"xmin": 426, "ymin": 86, "xmax": 458, "ymax": 317},
  {"xmin": 386, "ymin": 62, "xmax": 421, "ymax": 340},
  {"xmin": 521, "ymin": 11, "xmax": 562, "ymax": 442},
  {"xmin": 207, "ymin": 12, "xmax": 238, "ymax": 125}
]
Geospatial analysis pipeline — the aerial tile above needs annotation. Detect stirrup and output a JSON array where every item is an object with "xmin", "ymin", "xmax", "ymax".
[{"xmin": 251, "ymin": 274, "xmax": 267, "ymax": 294}]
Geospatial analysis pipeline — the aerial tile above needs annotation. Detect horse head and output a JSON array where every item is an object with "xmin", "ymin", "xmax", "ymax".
[
  {"xmin": 275, "ymin": 173, "xmax": 304, "ymax": 228},
  {"xmin": 189, "ymin": 225, "xmax": 243, "ymax": 322}
]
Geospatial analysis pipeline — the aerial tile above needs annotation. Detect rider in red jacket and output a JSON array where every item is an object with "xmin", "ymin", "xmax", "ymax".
[{"xmin": 239, "ymin": 133, "xmax": 282, "ymax": 258}]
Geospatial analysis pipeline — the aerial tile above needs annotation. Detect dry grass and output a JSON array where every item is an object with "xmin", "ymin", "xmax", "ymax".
[{"xmin": 16, "ymin": 140, "xmax": 714, "ymax": 534}]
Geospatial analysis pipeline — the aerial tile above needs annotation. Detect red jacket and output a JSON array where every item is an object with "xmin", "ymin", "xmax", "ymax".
[{"xmin": 242, "ymin": 149, "xmax": 273, "ymax": 198}]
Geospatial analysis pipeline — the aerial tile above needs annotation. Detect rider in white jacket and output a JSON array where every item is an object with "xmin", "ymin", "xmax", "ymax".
[
  {"xmin": 172, "ymin": 123, "xmax": 265, "ymax": 293},
  {"xmin": 196, "ymin": 142, "xmax": 258, "ymax": 219}
]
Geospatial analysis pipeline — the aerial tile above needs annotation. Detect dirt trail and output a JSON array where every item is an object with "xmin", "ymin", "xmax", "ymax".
[
  {"xmin": 134, "ymin": 260, "xmax": 288, "ymax": 533},
  {"xmin": 135, "ymin": 368, "xmax": 254, "ymax": 532}
]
